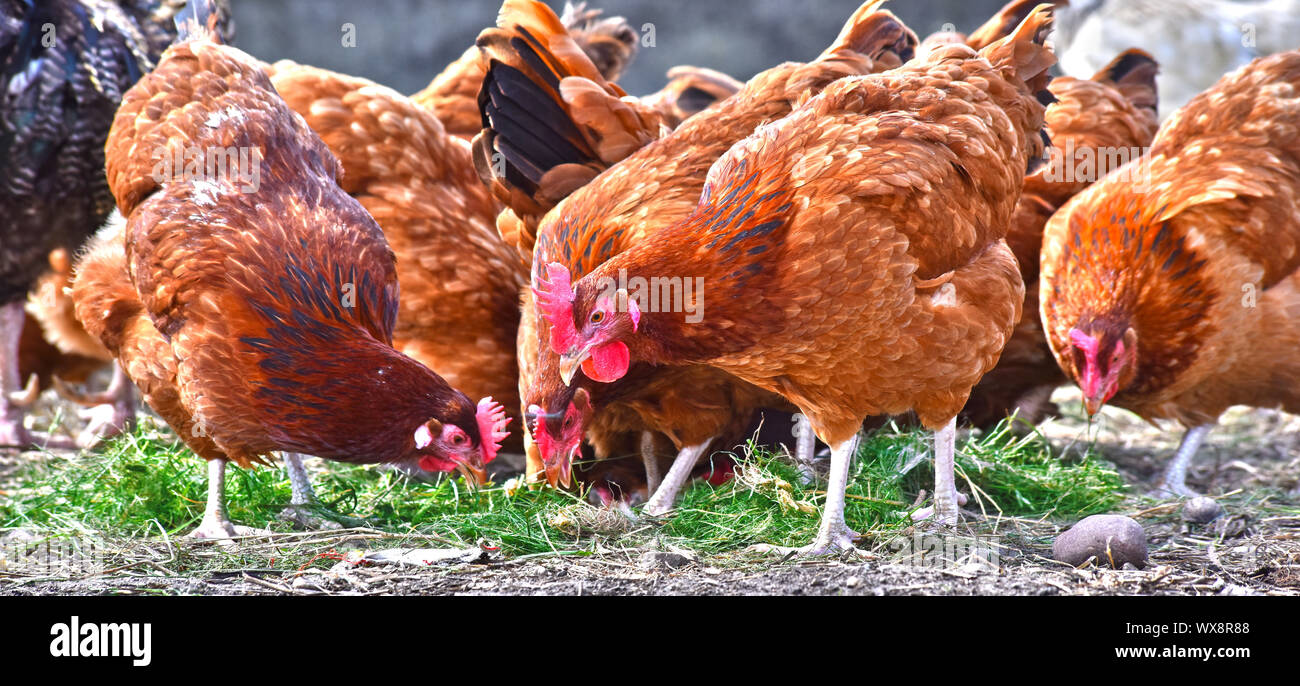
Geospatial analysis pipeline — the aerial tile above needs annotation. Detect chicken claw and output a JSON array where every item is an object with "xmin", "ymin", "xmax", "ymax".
[
  {"xmin": 277, "ymin": 453, "xmax": 364, "ymax": 530},
  {"xmin": 751, "ymin": 433, "xmax": 872, "ymax": 558},
  {"xmin": 749, "ymin": 525, "xmax": 869, "ymax": 559},
  {"xmin": 186, "ymin": 459, "xmax": 270, "ymax": 545}
]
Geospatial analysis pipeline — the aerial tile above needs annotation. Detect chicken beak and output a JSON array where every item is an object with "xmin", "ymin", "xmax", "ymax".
[
  {"xmin": 455, "ymin": 461, "xmax": 489, "ymax": 487},
  {"xmin": 558, "ymin": 350, "xmax": 588, "ymax": 386},
  {"xmin": 542, "ymin": 444, "xmax": 578, "ymax": 489},
  {"xmin": 1082, "ymin": 394, "xmax": 1104, "ymax": 418}
]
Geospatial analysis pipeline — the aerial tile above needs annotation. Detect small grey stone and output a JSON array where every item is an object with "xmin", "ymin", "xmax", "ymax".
[
  {"xmin": 1182, "ymin": 496, "xmax": 1224, "ymax": 524},
  {"xmin": 0, "ymin": 529, "xmax": 39, "ymax": 544},
  {"xmin": 638, "ymin": 550, "xmax": 694, "ymax": 570},
  {"xmin": 845, "ymin": 575, "xmax": 861, "ymax": 588},
  {"xmin": 1053, "ymin": 514, "xmax": 1148, "ymax": 569}
]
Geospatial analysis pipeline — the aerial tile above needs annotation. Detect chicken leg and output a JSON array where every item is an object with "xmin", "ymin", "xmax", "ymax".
[
  {"xmin": 1157, "ymin": 424, "xmax": 1212, "ymax": 498},
  {"xmin": 643, "ymin": 439, "xmax": 713, "ymax": 516},
  {"xmin": 188, "ymin": 459, "xmax": 266, "ymax": 541},
  {"xmin": 279, "ymin": 452, "xmax": 362, "ymax": 529},
  {"xmin": 910, "ymin": 418, "xmax": 968, "ymax": 526},
  {"xmin": 753, "ymin": 432, "xmax": 865, "ymax": 556},
  {"xmin": 793, "ymin": 413, "xmax": 817, "ymax": 485},
  {"xmin": 0, "ymin": 302, "xmax": 74, "ymax": 450},
  {"xmin": 640, "ymin": 431, "xmax": 663, "ymax": 495}
]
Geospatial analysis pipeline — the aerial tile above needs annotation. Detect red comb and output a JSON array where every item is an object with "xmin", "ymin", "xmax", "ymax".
[
  {"xmin": 476, "ymin": 397, "xmax": 511, "ymax": 464},
  {"xmin": 533, "ymin": 262, "xmax": 580, "ymax": 352},
  {"xmin": 1069, "ymin": 328, "xmax": 1099, "ymax": 356}
]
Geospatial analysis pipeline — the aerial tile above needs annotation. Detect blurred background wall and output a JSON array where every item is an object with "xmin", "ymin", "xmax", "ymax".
[
  {"xmin": 230, "ymin": 0, "xmax": 1012, "ymax": 96},
  {"xmin": 230, "ymin": 1, "xmax": 1298, "ymax": 119}
]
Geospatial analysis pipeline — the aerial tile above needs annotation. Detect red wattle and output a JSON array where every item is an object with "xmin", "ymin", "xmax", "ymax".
[
  {"xmin": 419, "ymin": 455, "xmax": 454, "ymax": 473},
  {"xmin": 581, "ymin": 341, "xmax": 630, "ymax": 382}
]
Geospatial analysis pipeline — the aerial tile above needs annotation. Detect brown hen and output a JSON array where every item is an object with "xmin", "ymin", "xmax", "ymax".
[
  {"xmin": 962, "ymin": 48, "xmax": 1160, "ymax": 428},
  {"xmin": 536, "ymin": 7, "xmax": 1057, "ymax": 552},
  {"xmin": 495, "ymin": 0, "xmax": 916, "ymax": 513},
  {"xmin": 73, "ymin": 4, "xmax": 509, "ymax": 538},
  {"xmin": 267, "ymin": 62, "xmax": 527, "ymax": 454},
  {"xmin": 1041, "ymin": 49, "xmax": 1300, "ymax": 496}
]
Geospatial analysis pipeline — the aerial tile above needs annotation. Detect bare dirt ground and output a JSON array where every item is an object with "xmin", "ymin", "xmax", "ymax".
[{"xmin": 2, "ymin": 388, "xmax": 1297, "ymax": 596}]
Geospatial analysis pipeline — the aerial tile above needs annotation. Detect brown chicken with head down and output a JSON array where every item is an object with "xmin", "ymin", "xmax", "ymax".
[
  {"xmin": 72, "ymin": 1, "xmax": 509, "ymax": 539},
  {"xmin": 411, "ymin": 1, "xmax": 638, "ymax": 139},
  {"xmin": 266, "ymin": 61, "xmax": 527, "ymax": 455},
  {"xmin": 486, "ymin": 0, "xmax": 917, "ymax": 513},
  {"xmin": 534, "ymin": 7, "xmax": 1056, "ymax": 553},
  {"xmin": 1041, "ymin": 49, "xmax": 1300, "ymax": 496},
  {"xmin": 961, "ymin": 48, "xmax": 1160, "ymax": 428}
]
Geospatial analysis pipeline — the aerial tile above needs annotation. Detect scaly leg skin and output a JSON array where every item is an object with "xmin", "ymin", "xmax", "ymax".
[
  {"xmin": 753, "ymin": 433, "xmax": 866, "ymax": 557},
  {"xmin": 640, "ymin": 431, "xmax": 663, "ymax": 496},
  {"xmin": 643, "ymin": 439, "xmax": 713, "ymax": 517},
  {"xmin": 187, "ymin": 459, "xmax": 268, "ymax": 543},
  {"xmin": 911, "ymin": 418, "xmax": 968, "ymax": 526},
  {"xmin": 793, "ymin": 413, "xmax": 817, "ymax": 485},
  {"xmin": 0, "ymin": 301, "xmax": 31, "ymax": 447},
  {"xmin": 1156, "ymin": 424, "xmax": 1212, "ymax": 498},
  {"xmin": 278, "ymin": 452, "xmax": 361, "ymax": 530},
  {"xmin": 68, "ymin": 362, "xmax": 137, "ymax": 449}
]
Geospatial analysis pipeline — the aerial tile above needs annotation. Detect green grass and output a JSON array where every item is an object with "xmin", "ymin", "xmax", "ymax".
[
  {"xmin": 0, "ymin": 417, "xmax": 1125, "ymax": 562},
  {"xmin": 871, "ymin": 419, "xmax": 1128, "ymax": 519}
]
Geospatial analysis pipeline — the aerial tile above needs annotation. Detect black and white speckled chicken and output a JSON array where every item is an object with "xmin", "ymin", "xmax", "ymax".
[{"xmin": 0, "ymin": 0, "xmax": 228, "ymax": 448}]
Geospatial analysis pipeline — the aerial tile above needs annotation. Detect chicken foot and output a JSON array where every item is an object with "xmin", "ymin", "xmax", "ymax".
[
  {"xmin": 187, "ymin": 459, "xmax": 269, "ymax": 542},
  {"xmin": 910, "ymin": 418, "xmax": 968, "ymax": 526},
  {"xmin": 279, "ymin": 452, "xmax": 364, "ymax": 530},
  {"xmin": 0, "ymin": 302, "xmax": 75, "ymax": 450},
  {"xmin": 52, "ymin": 362, "xmax": 137, "ymax": 448},
  {"xmin": 751, "ymin": 432, "xmax": 865, "ymax": 556},
  {"xmin": 643, "ymin": 438, "xmax": 714, "ymax": 516},
  {"xmin": 1157, "ymin": 424, "xmax": 1212, "ymax": 498}
]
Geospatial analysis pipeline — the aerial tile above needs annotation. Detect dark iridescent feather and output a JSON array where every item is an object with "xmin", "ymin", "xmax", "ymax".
[{"xmin": 0, "ymin": 0, "xmax": 228, "ymax": 303}]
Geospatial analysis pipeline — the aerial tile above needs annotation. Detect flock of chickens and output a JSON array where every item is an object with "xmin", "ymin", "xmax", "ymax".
[{"xmin": 1, "ymin": 0, "xmax": 1297, "ymax": 555}]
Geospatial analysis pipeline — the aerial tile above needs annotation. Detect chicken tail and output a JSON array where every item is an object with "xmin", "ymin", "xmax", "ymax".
[
  {"xmin": 473, "ymin": 0, "xmax": 662, "ymax": 256},
  {"xmin": 820, "ymin": 0, "xmax": 918, "ymax": 69},
  {"xmin": 966, "ymin": 0, "xmax": 1068, "ymax": 50},
  {"xmin": 1092, "ymin": 48, "xmax": 1159, "ymax": 121},
  {"xmin": 174, "ymin": 0, "xmax": 227, "ymax": 45},
  {"xmin": 979, "ymin": 4, "xmax": 1058, "ymax": 174}
]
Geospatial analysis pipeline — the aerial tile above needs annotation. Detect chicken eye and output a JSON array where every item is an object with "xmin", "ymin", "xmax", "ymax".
[
  {"xmin": 590, "ymin": 310, "xmax": 604, "ymax": 324},
  {"xmin": 450, "ymin": 433, "xmax": 467, "ymax": 446},
  {"xmin": 564, "ymin": 415, "xmax": 574, "ymax": 429}
]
